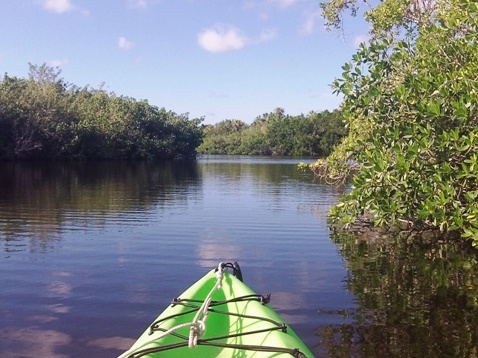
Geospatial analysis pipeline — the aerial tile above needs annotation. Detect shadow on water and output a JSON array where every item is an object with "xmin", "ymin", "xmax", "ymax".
[{"xmin": 318, "ymin": 230, "xmax": 478, "ymax": 357}]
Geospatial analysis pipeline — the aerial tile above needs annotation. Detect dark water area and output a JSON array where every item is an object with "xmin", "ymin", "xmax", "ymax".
[{"xmin": 1, "ymin": 156, "xmax": 478, "ymax": 357}]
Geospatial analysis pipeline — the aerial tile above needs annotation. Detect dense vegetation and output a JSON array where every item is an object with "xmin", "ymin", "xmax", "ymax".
[
  {"xmin": 198, "ymin": 107, "xmax": 346, "ymax": 157},
  {"xmin": 0, "ymin": 64, "xmax": 203, "ymax": 160},
  {"xmin": 307, "ymin": 0, "xmax": 478, "ymax": 243}
]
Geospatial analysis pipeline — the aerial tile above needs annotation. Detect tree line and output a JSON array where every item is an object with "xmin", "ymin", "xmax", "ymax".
[
  {"xmin": 198, "ymin": 107, "xmax": 347, "ymax": 157},
  {"xmin": 1, "ymin": 64, "xmax": 346, "ymax": 161},
  {"xmin": 0, "ymin": 64, "xmax": 203, "ymax": 160}
]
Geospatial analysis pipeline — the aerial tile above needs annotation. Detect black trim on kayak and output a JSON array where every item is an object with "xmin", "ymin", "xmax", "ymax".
[
  {"xmin": 150, "ymin": 294, "xmax": 275, "ymax": 335},
  {"xmin": 132, "ymin": 294, "xmax": 308, "ymax": 358},
  {"xmin": 172, "ymin": 293, "xmax": 271, "ymax": 307},
  {"xmin": 125, "ymin": 341, "xmax": 308, "ymax": 358}
]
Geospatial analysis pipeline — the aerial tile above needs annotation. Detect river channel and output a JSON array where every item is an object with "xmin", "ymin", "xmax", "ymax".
[{"xmin": 1, "ymin": 156, "xmax": 478, "ymax": 357}]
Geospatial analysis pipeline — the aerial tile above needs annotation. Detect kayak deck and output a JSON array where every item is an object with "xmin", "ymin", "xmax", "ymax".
[{"xmin": 120, "ymin": 262, "xmax": 314, "ymax": 357}]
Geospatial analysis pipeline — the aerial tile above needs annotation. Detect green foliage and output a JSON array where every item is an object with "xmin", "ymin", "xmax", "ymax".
[
  {"xmin": 320, "ymin": 0, "xmax": 478, "ymax": 244},
  {"xmin": 0, "ymin": 64, "xmax": 203, "ymax": 160},
  {"xmin": 198, "ymin": 119, "xmax": 251, "ymax": 154},
  {"xmin": 320, "ymin": 0, "xmax": 443, "ymax": 37},
  {"xmin": 197, "ymin": 108, "xmax": 347, "ymax": 157}
]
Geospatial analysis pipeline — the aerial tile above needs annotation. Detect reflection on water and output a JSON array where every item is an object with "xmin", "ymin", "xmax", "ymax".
[
  {"xmin": 1, "ymin": 157, "xmax": 347, "ymax": 357},
  {"xmin": 2, "ymin": 157, "xmax": 477, "ymax": 357},
  {"xmin": 0, "ymin": 328, "xmax": 71, "ymax": 358},
  {"xmin": 320, "ymin": 232, "xmax": 478, "ymax": 357},
  {"xmin": 87, "ymin": 336, "xmax": 135, "ymax": 353},
  {"xmin": 195, "ymin": 238, "xmax": 242, "ymax": 269},
  {"xmin": 0, "ymin": 160, "xmax": 200, "ymax": 254}
]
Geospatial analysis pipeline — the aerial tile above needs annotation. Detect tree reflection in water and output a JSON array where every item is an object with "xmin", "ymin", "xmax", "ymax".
[
  {"xmin": 318, "ymin": 231, "xmax": 478, "ymax": 357},
  {"xmin": 0, "ymin": 160, "xmax": 200, "ymax": 254}
]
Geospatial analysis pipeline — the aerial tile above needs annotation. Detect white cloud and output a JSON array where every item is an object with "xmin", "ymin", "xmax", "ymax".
[
  {"xmin": 198, "ymin": 25, "xmax": 275, "ymax": 53},
  {"xmin": 42, "ymin": 0, "xmax": 74, "ymax": 14},
  {"xmin": 48, "ymin": 59, "xmax": 68, "ymax": 68},
  {"xmin": 267, "ymin": 0, "xmax": 299, "ymax": 9},
  {"xmin": 300, "ymin": 11, "xmax": 322, "ymax": 35},
  {"xmin": 126, "ymin": 0, "xmax": 163, "ymax": 10},
  {"xmin": 118, "ymin": 37, "xmax": 134, "ymax": 50},
  {"xmin": 198, "ymin": 25, "xmax": 247, "ymax": 53},
  {"xmin": 127, "ymin": 0, "xmax": 148, "ymax": 9}
]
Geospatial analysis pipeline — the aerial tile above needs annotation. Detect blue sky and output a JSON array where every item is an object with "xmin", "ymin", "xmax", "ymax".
[{"xmin": 1, "ymin": 0, "xmax": 369, "ymax": 124}]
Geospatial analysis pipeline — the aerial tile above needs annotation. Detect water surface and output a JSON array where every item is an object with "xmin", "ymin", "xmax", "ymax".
[
  {"xmin": 3, "ymin": 156, "xmax": 478, "ymax": 357},
  {"xmin": 0, "ymin": 157, "xmax": 351, "ymax": 357}
]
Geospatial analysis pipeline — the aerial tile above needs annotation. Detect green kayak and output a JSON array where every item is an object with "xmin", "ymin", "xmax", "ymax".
[{"xmin": 119, "ymin": 262, "xmax": 314, "ymax": 358}]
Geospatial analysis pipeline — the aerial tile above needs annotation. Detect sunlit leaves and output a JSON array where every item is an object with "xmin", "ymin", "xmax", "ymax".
[
  {"xmin": 319, "ymin": 0, "xmax": 478, "ymax": 244},
  {"xmin": 199, "ymin": 109, "xmax": 347, "ymax": 157}
]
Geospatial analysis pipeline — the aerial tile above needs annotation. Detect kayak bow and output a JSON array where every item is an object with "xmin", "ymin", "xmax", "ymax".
[{"xmin": 119, "ymin": 262, "xmax": 314, "ymax": 357}]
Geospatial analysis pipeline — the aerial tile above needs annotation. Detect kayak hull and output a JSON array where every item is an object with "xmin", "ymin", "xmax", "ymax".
[{"xmin": 120, "ymin": 263, "xmax": 314, "ymax": 357}]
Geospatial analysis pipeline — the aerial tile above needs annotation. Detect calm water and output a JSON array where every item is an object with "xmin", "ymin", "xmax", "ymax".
[{"xmin": 1, "ymin": 156, "xmax": 478, "ymax": 357}]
